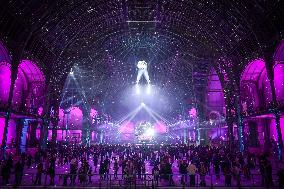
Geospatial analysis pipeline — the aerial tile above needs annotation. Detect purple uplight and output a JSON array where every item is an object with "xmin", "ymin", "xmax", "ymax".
[
  {"xmin": 90, "ymin": 108, "xmax": 98, "ymax": 118},
  {"xmin": 0, "ymin": 62, "xmax": 11, "ymax": 106},
  {"xmin": 274, "ymin": 63, "xmax": 284, "ymax": 101},
  {"xmin": 58, "ymin": 107, "xmax": 83, "ymax": 129},
  {"xmin": 241, "ymin": 59, "xmax": 272, "ymax": 107},
  {"xmin": 119, "ymin": 121, "xmax": 135, "ymax": 134},
  {"xmin": 38, "ymin": 107, "xmax": 43, "ymax": 116},
  {"xmin": 206, "ymin": 69, "xmax": 225, "ymax": 115},
  {"xmin": 188, "ymin": 107, "xmax": 197, "ymax": 118},
  {"xmin": 153, "ymin": 121, "xmax": 167, "ymax": 133}
]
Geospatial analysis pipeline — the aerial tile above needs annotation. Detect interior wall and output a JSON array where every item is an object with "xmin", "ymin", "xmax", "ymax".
[
  {"xmin": 6, "ymin": 119, "xmax": 17, "ymax": 146},
  {"xmin": 270, "ymin": 117, "xmax": 284, "ymax": 142},
  {"xmin": 206, "ymin": 69, "xmax": 225, "ymax": 115},
  {"xmin": 12, "ymin": 69, "xmax": 27, "ymax": 109},
  {"xmin": 274, "ymin": 64, "xmax": 284, "ymax": 102},
  {"xmin": 0, "ymin": 63, "xmax": 11, "ymax": 106}
]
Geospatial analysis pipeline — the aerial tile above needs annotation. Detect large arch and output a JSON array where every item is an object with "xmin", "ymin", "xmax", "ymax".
[
  {"xmin": 240, "ymin": 59, "xmax": 272, "ymax": 112},
  {"xmin": 0, "ymin": 62, "xmax": 11, "ymax": 107},
  {"xmin": 274, "ymin": 40, "xmax": 284, "ymax": 103},
  {"xmin": 0, "ymin": 41, "xmax": 11, "ymax": 107},
  {"xmin": 0, "ymin": 41, "xmax": 10, "ymax": 63},
  {"xmin": 12, "ymin": 60, "xmax": 45, "ymax": 111}
]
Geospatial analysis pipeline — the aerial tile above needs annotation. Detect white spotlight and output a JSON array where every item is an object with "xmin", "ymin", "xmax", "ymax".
[
  {"xmin": 70, "ymin": 68, "xmax": 74, "ymax": 75},
  {"xmin": 141, "ymin": 102, "xmax": 145, "ymax": 107},
  {"xmin": 145, "ymin": 128, "xmax": 155, "ymax": 136},
  {"xmin": 146, "ymin": 84, "xmax": 151, "ymax": 95},
  {"xmin": 136, "ymin": 84, "xmax": 140, "ymax": 94}
]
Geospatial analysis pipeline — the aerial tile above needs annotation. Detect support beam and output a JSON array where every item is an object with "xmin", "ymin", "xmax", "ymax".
[
  {"xmin": 235, "ymin": 95, "xmax": 245, "ymax": 152},
  {"xmin": 265, "ymin": 53, "xmax": 283, "ymax": 160},
  {"xmin": 1, "ymin": 58, "xmax": 20, "ymax": 158},
  {"xmin": 226, "ymin": 116, "xmax": 235, "ymax": 151}
]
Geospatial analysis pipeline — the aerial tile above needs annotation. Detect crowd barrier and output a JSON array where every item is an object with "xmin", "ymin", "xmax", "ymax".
[{"xmin": 0, "ymin": 172, "xmax": 279, "ymax": 188}]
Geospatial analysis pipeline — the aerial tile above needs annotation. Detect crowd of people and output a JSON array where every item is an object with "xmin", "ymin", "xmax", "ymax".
[{"xmin": 0, "ymin": 142, "xmax": 282, "ymax": 187}]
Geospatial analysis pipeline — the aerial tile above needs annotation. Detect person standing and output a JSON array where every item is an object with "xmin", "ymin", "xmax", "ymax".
[
  {"xmin": 113, "ymin": 159, "xmax": 119, "ymax": 179},
  {"xmin": 34, "ymin": 162, "xmax": 43, "ymax": 185},
  {"xmin": 199, "ymin": 162, "xmax": 206, "ymax": 186},
  {"xmin": 152, "ymin": 165, "xmax": 160, "ymax": 186},
  {"xmin": 187, "ymin": 161, "xmax": 197, "ymax": 186},
  {"xmin": 14, "ymin": 160, "xmax": 24, "ymax": 186},
  {"xmin": 224, "ymin": 166, "xmax": 232, "ymax": 187}
]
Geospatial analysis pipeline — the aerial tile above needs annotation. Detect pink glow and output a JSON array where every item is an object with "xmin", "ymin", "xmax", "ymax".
[
  {"xmin": 206, "ymin": 69, "xmax": 225, "ymax": 114},
  {"xmin": 0, "ymin": 62, "xmax": 11, "ymax": 106},
  {"xmin": 269, "ymin": 117, "xmax": 284, "ymax": 142},
  {"xmin": 38, "ymin": 107, "xmax": 43, "ymax": 116},
  {"xmin": 188, "ymin": 108, "xmax": 197, "ymax": 118},
  {"xmin": 241, "ymin": 59, "xmax": 272, "ymax": 107},
  {"xmin": 11, "ymin": 60, "xmax": 45, "ymax": 109},
  {"xmin": 153, "ymin": 121, "xmax": 167, "ymax": 133},
  {"xmin": 274, "ymin": 64, "xmax": 284, "ymax": 101},
  {"xmin": 68, "ymin": 107, "xmax": 83, "ymax": 129},
  {"xmin": 274, "ymin": 40, "xmax": 284, "ymax": 62},
  {"xmin": 0, "ymin": 118, "xmax": 4, "ymax": 145},
  {"xmin": 119, "ymin": 121, "xmax": 135, "ymax": 134},
  {"xmin": 19, "ymin": 60, "xmax": 45, "ymax": 82},
  {"xmin": 57, "ymin": 107, "xmax": 83, "ymax": 129},
  {"xmin": 36, "ymin": 129, "xmax": 40, "ymax": 139},
  {"xmin": 90, "ymin": 108, "xmax": 98, "ymax": 118},
  {"xmin": 241, "ymin": 59, "xmax": 266, "ymax": 81},
  {"xmin": 7, "ymin": 119, "xmax": 17, "ymax": 145},
  {"xmin": 58, "ymin": 108, "xmax": 64, "ymax": 128},
  {"xmin": 12, "ymin": 67, "xmax": 27, "ymax": 108}
]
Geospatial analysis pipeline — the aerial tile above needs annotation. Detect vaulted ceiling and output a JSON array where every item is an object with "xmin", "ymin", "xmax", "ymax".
[{"xmin": 1, "ymin": 0, "xmax": 283, "ymax": 119}]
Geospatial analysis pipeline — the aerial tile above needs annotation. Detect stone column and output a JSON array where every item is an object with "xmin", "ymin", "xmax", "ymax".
[
  {"xmin": 235, "ymin": 94, "xmax": 245, "ymax": 152},
  {"xmin": 263, "ymin": 119, "xmax": 271, "ymax": 154},
  {"xmin": 1, "ymin": 57, "xmax": 20, "ymax": 157},
  {"xmin": 15, "ymin": 119, "xmax": 24, "ymax": 155},
  {"xmin": 226, "ymin": 116, "xmax": 235, "ymax": 151},
  {"xmin": 29, "ymin": 121, "xmax": 38, "ymax": 147},
  {"xmin": 82, "ymin": 107, "xmax": 91, "ymax": 146},
  {"xmin": 51, "ymin": 103, "xmax": 60, "ymax": 144},
  {"xmin": 265, "ymin": 54, "xmax": 283, "ymax": 160}
]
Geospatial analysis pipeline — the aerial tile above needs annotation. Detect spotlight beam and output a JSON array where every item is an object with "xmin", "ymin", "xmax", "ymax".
[
  {"xmin": 115, "ymin": 106, "xmax": 141, "ymax": 126},
  {"xmin": 143, "ymin": 105, "xmax": 171, "ymax": 125}
]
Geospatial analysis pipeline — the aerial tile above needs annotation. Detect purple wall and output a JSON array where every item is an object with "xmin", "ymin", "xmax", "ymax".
[
  {"xmin": 0, "ymin": 118, "xmax": 4, "ymax": 145},
  {"xmin": 12, "ymin": 68, "xmax": 27, "ymax": 108},
  {"xmin": 270, "ymin": 117, "xmax": 284, "ymax": 142},
  {"xmin": 58, "ymin": 107, "xmax": 83, "ymax": 129},
  {"xmin": 241, "ymin": 59, "xmax": 273, "ymax": 109},
  {"xmin": 0, "ymin": 63, "xmax": 11, "ymax": 106},
  {"xmin": 0, "ymin": 118, "xmax": 17, "ymax": 146},
  {"xmin": 206, "ymin": 69, "xmax": 225, "ymax": 115},
  {"xmin": 274, "ymin": 64, "xmax": 284, "ymax": 101},
  {"xmin": 0, "ymin": 59, "xmax": 45, "ymax": 110}
]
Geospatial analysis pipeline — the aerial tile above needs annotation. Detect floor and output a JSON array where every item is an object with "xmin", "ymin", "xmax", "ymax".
[{"xmin": 3, "ymin": 154, "xmax": 280, "ymax": 188}]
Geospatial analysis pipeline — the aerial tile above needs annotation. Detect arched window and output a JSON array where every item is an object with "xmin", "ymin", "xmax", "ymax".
[
  {"xmin": 240, "ymin": 59, "xmax": 271, "ymax": 112},
  {"xmin": 12, "ymin": 60, "xmax": 45, "ymax": 112},
  {"xmin": 58, "ymin": 107, "xmax": 83, "ymax": 129},
  {"xmin": 206, "ymin": 68, "xmax": 226, "ymax": 116},
  {"xmin": 274, "ymin": 40, "xmax": 284, "ymax": 103},
  {"xmin": 0, "ymin": 41, "xmax": 11, "ymax": 107},
  {"xmin": 0, "ymin": 62, "xmax": 11, "ymax": 106}
]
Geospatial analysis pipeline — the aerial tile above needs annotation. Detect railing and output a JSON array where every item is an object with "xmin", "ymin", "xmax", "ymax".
[{"xmin": 0, "ymin": 173, "xmax": 279, "ymax": 188}]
